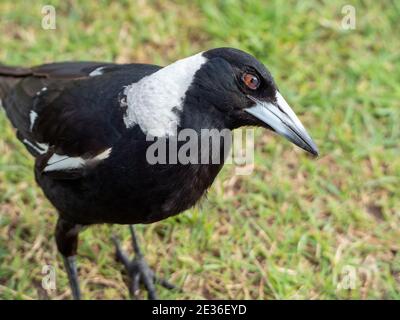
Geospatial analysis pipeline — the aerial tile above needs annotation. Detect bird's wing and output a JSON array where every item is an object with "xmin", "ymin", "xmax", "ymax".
[
  {"xmin": 2, "ymin": 61, "xmax": 140, "ymax": 179},
  {"xmin": 30, "ymin": 61, "xmax": 117, "ymax": 79},
  {"xmin": 33, "ymin": 81, "xmax": 127, "ymax": 179},
  {"xmin": 0, "ymin": 61, "xmax": 121, "ymax": 80}
]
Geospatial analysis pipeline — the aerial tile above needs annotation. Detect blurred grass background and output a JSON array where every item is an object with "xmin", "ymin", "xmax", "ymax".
[{"xmin": 0, "ymin": 0, "xmax": 399, "ymax": 299}]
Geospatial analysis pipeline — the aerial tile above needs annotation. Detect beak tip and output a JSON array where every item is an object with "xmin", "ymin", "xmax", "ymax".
[
  {"xmin": 308, "ymin": 145, "xmax": 319, "ymax": 157},
  {"xmin": 311, "ymin": 149, "xmax": 319, "ymax": 157}
]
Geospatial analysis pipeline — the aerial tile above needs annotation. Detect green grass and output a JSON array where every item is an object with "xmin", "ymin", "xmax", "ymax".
[{"xmin": 0, "ymin": 0, "xmax": 399, "ymax": 299}]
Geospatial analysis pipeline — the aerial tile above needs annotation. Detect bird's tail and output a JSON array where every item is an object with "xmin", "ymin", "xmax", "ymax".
[
  {"xmin": 0, "ymin": 64, "xmax": 31, "ymax": 102},
  {"xmin": 0, "ymin": 64, "xmax": 46, "ymax": 157}
]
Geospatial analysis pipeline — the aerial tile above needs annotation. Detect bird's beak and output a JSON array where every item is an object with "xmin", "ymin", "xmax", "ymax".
[{"xmin": 245, "ymin": 92, "xmax": 319, "ymax": 156}]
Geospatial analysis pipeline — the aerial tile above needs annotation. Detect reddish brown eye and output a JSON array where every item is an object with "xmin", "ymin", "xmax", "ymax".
[{"xmin": 242, "ymin": 73, "xmax": 260, "ymax": 90}]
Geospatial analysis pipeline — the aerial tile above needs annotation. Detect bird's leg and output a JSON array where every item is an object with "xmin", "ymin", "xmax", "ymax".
[
  {"xmin": 62, "ymin": 255, "xmax": 81, "ymax": 300},
  {"xmin": 112, "ymin": 225, "xmax": 176, "ymax": 300},
  {"xmin": 55, "ymin": 217, "xmax": 82, "ymax": 300}
]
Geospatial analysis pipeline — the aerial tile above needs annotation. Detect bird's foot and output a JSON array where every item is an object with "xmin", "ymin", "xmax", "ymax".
[
  {"xmin": 112, "ymin": 227, "xmax": 176, "ymax": 300},
  {"xmin": 127, "ymin": 254, "xmax": 175, "ymax": 300}
]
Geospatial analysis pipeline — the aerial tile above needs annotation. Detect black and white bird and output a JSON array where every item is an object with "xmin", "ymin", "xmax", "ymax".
[{"xmin": 0, "ymin": 48, "xmax": 318, "ymax": 299}]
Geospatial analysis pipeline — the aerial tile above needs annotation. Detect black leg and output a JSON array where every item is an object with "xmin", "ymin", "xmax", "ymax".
[
  {"xmin": 55, "ymin": 218, "xmax": 83, "ymax": 300},
  {"xmin": 62, "ymin": 255, "xmax": 81, "ymax": 300},
  {"xmin": 129, "ymin": 225, "xmax": 143, "ymax": 258},
  {"xmin": 112, "ymin": 225, "xmax": 177, "ymax": 300}
]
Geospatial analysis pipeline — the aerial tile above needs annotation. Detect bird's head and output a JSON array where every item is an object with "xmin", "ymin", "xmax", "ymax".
[
  {"xmin": 187, "ymin": 47, "xmax": 319, "ymax": 156},
  {"xmin": 124, "ymin": 47, "xmax": 318, "ymax": 156}
]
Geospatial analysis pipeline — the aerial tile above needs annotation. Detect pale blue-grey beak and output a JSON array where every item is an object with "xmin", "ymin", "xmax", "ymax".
[{"xmin": 245, "ymin": 92, "xmax": 319, "ymax": 156}]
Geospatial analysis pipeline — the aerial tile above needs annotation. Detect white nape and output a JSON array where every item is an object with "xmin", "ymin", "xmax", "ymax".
[
  {"xmin": 44, "ymin": 148, "xmax": 112, "ymax": 172},
  {"xmin": 89, "ymin": 66, "xmax": 105, "ymax": 77},
  {"xmin": 122, "ymin": 52, "xmax": 207, "ymax": 137},
  {"xmin": 30, "ymin": 110, "xmax": 38, "ymax": 131}
]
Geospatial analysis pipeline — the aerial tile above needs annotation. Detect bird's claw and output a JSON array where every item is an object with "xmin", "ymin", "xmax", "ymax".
[
  {"xmin": 112, "ymin": 234, "xmax": 177, "ymax": 300},
  {"xmin": 128, "ymin": 256, "xmax": 175, "ymax": 299}
]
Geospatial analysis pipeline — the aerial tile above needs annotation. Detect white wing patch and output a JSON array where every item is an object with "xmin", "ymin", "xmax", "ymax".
[
  {"xmin": 29, "ymin": 110, "xmax": 38, "ymax": 131},
  {"xmin": 22, "ymin": 139, "xmax": 49, "ymax": 155},
  {"xmin": 89, "ymin": 66, "xmax": 105, "ymax": 77},
  {"xmin": 122, "ymin": 52, "xmax": 207, "ymax": 137},
  {"xmin": 43, "ymin": 148, "xmax": 112, "ymax": 172},
  {"xmin": 36, "ymin": 87, "xmax": 47, "ymax": 96},
  {"xmin": 44, "ymin": 154, "xmax": 86, "ymax": 172}
]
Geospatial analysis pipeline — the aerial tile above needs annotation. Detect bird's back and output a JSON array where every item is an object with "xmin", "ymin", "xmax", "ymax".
[{"xmin": 0, "ymin": 61, "xmax": 161, "ymax": 158}]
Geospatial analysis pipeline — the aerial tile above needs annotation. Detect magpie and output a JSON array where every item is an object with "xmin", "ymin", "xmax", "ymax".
[{"xmin": 0, "ymin": 48, "xmax": 318, "ymax": 300}]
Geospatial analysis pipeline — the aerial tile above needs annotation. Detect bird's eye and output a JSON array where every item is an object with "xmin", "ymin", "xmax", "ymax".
[{"xmin": 242, "ymin": 72, "xmax": 260, "ymax": 90}]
